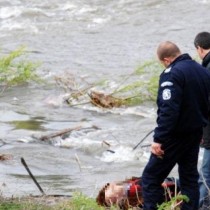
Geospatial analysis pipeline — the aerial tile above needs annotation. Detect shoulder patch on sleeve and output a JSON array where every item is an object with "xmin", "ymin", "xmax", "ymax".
[
  {"xmin": 162, "ymin": 89, "xmax": 171, "ymax": 100},
  {"xmin": 161, "ymin": 81, "xmax": 173, "ymax": 87},
  {"xmin": 164, "ymin": 67, "xmax": 171, "ymax": 73}
]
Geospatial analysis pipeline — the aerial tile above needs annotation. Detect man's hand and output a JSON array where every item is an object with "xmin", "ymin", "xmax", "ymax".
[{"xmin": 151, "ymin": 142, "xmax": 164, "ymax": 156}]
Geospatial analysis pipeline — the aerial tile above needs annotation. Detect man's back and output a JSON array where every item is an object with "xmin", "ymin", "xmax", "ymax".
[
  {"xmin": 173, "ymin": 56, "xmax": 210, "ymax": 133},
  {"xmin": 156, "ymin": 54, "xmax": 210, "ymax": 138}
]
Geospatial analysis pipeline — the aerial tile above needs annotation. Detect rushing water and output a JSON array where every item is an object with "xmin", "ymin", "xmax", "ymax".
[{"xmin": 0, "ymin": 0, "xmax": 209, "ymax": 198}]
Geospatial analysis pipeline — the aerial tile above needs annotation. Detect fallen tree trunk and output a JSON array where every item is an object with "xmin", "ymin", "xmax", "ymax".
[
  {"xmin": 39, "ymin": 125, "xmax": 100, "ymax": 141},
  {"xmin": 39, "ymin": 125, "xmax": 82, "ymax": 141}
]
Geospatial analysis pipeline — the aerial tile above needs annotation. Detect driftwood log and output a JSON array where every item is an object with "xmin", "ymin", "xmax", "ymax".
[
  {"xmin": 89, "ymin": 91, "xmax": 124, "ymax": 108},
  {"xmin": 39, "ymin": 126, "xmax": 82, "ymax": 141},
  {"xmin": 39, "ymin": 125, "xmax": 100, "ymax": 141}
]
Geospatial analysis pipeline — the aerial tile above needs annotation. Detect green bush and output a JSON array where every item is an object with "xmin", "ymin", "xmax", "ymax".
[
  {"xmin": 115, "ymin": 59, "xmax": 162, "ymax": 105},
  {"xmin": 0, "ymin": 47, "xmax": 40, "ymax": 86},
  {"xmin": 157, "ymin": 194, "xmax": 189, "ymax": 210}
]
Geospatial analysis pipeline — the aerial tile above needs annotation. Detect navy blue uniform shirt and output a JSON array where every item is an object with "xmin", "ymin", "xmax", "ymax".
[{"xmin": 154, "ymin": 54, "xmax": 210, "ymax": 144}]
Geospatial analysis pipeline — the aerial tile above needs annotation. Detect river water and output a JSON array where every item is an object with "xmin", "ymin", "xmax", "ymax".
[{"xmin": 0, "ymin": 0, "xmax": 209, "ymax": 198}]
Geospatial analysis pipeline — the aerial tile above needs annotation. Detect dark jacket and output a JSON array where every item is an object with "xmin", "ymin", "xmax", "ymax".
[
  {"xmin": 201, "ymin": 51, "xmax": 210, "ymax": 149},
  {"xmin": 154, "ymin": 54, "xmax": 210, "ymax": 144}
]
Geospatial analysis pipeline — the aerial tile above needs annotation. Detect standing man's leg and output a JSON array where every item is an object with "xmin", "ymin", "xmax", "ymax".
[
  {"xmin": 142, "ymin": 154, "xmax": 176, "ymax": 210},
  {"xmin": 178, "ymin": 139, "xmax": 200, "ymax": 210},
  {"xmin": 199, "ymin": 148, "xmax": 210, "ymax": 208}
]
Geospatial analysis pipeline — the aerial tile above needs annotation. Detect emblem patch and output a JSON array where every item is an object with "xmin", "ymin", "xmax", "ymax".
[
  {"xmin": 162, "ymin": 89, "xmax": 171, "ymax": 100},
  {"xmin": 164, "ymin": 67, "xmax": 171, "ymax": 73},
  {"xmin": 161, "ymin": 81, "xmax": 173, "ymax": 87}
]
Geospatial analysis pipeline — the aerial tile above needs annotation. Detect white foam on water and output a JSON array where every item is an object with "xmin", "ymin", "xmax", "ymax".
[
  {"xmin": 59, "ymin": 3, "xmax": 77, "ymax": 11},
  {"xmin": 196, "ymin": 0, "xmax": 209, "ymax": 4},
  {"xmin": 43, "ymin": 94, "xmax": 70, "ymax": 108},
  {"xmin": 1, "ymin": 19, "xmax": 39, "ymax": 33},
  {"xmin": 53, "ymin": 137, "xmax": 110, "ymax": 154},
  {"xmin": 120, "ymin": 106, "xmax": 156, "ymax": 118},
  {"xmin": 77, "ymin": 6, "xmax": 97, "ymax": 15},
  {"xmin": 0, "ymin": 6, "xmax": 22, "ymax": 19},
  {"xmin": 92, "ymin": 18, "xmax": 109, "ymax": 24},
  {"xmin": 80, "ymin": 103, "xmax": 156, "ymax": 118},
  {"xmin": 99, "ymin": 145, "xmax": 149, "ymax": 163},
  {"xmin": 16, "ymin": 137, "xmax": 35, "ymax": 143}
]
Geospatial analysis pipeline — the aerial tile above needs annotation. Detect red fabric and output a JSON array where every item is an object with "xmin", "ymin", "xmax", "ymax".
[
  {"xmin": 127, "ymin": 179, "xmax": 141, "ymax": 197},
  {"xmin": 127, "ymin": 178, "xmax": 176, "ymax": 197}
]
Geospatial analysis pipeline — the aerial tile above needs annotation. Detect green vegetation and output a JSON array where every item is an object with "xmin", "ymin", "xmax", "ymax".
[
  {"xmin": 10, "ymin": 119, "xmax": 45, "ymax": 131},
  {"xmin": 0, "ymin": 47, "xmax": 40, "ymax": 86},
  {"xmin": 157, "ymin": 194, "xmax": 189, "ymax": 210},
  {"xmin": 0, "ymin": 193, "xmax": 110, "ymax": 210},
  {"xmin": 0, "ymin": 192, "xmax": 190, "ymax": 210},
  {"xmin": 61, "ymin": 59, "xmax": 163, "ymax": 108},
  {"xmin": 115, "ymin": 60, "xmax": 162, "ymax": 105},
  {"xmin": 58, "ymin": 193, "xmax": 105, "ymax": 210},
  {"xmin": 0, "ymin": 200, "xmax": 51, "ymax": 210}
]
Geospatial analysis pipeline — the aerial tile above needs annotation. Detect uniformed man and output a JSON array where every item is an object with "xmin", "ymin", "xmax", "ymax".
[{"xmin": 141, "ymin": 41, "xmax": 210, "ymax": 210}]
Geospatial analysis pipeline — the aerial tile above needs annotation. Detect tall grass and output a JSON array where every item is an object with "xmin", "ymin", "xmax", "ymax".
[
  {"xmin": 0, "ymin": 192, "xmax": 190, "ymax": 210},
  {"xmin": 0, "ymin": 193, "xmax": 115, "ymax": 210},
  {"xmin": 0, "ymin": 47, "xmax": 40, "ymax": 86}
]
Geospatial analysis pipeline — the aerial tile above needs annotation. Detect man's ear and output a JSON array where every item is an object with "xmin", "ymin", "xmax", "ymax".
[
  {"xmin": 196, "ymin": 46, "xmax": 206, "ymax": 59},
  {"xmin": 162, "ymin": 57, "xmax": 171, "ymax": 67},
  {"xmin": 197, "ymin": 46, "xmax": 204, "ymax": 53}
]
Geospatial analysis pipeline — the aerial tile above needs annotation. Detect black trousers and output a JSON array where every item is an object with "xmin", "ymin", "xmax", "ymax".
[{"xmin": 142, "ymin": 131, "xmax": 202, "ymax": 210}]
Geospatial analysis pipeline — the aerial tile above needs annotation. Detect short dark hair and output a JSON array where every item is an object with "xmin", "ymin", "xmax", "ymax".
[{"xmin": 194, "ymin": 32, "xmax": 210, "ymax": 49}]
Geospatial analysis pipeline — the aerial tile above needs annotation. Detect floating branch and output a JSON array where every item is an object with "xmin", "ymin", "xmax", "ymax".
[
  {"xmin": 55, "ymin": 59, "xmax": 163, "ymax": 109},
  {"xmin": 39, "ymin": 125, "xmax": 100, "ymax": 141},
  {"xmin": 39, "ymin": 125, "xmax": 82, "ymax": 141}
]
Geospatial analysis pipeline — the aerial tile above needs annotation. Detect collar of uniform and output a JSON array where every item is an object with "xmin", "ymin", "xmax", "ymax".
[
  {"xmin": 163, "ymin": 54, "xmax": 192, "ymax": 73},
  {"xmin": 170, "ymin": 53, "xmax": 192, "ymax": 67}
]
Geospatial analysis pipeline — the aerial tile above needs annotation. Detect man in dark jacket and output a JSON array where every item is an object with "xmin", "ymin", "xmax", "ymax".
[
  {"xmin": 194, "ymin": 31, "xmax": 210, "ymax": 208},
  {"xmin": 141, "ymin": 41, "xmax": 210, "ymax": 210}
]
